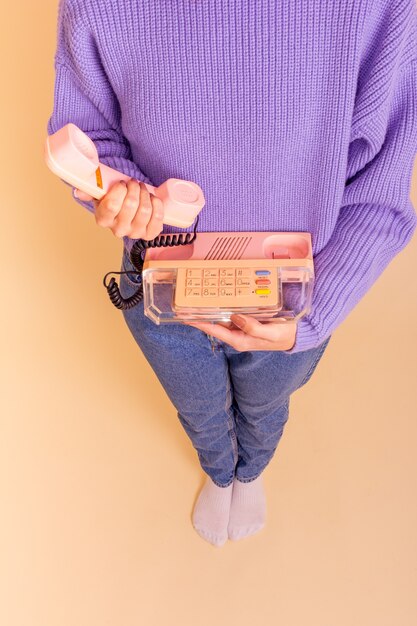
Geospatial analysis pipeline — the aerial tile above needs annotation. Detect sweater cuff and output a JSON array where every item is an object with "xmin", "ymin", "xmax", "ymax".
[{"xmin": 282, "ymin": 316, "xmax": 321, "ymax": 354}]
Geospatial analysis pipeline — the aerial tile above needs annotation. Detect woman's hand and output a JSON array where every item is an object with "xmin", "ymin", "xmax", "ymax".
[
  {"xmin": 75, "ymin": 178, "xmax": 164, "ymax": 240},
  {"xmin": 185, "ymin": 315, "xmax": 297, "ymax": 351}
]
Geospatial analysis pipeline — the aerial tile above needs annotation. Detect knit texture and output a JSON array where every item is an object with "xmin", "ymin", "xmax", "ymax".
[{"xmin": 47, "ymin": 0, "xmax": 417, "ymax": 353}]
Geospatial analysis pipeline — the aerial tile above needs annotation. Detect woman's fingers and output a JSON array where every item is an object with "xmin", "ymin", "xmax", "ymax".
[
  {"xmin": 78, "ymin": 178, "xmax": 164, "ymax": 240},
  {"xmin": 95, "ymin": 180, "xmax": 128, "ymax": 228},
  {"xmin": 185, "ymin": 317, "xmax": 296, "ymax": 351},
  {"xmin": 128, "ymin": 182, "xmax": 152, "ymax": 237},
  {"xmin": 230, "ymin": 314, "xmax": 290, "ymax": 342},
  {"xmin": 185, "ymin": 321, "xmax": 249, "ymax": 350},
  {"xmin": 111, "ymin": 179, "xmax": 141, "ymax": 238},
  {"xmin": 74, "ymin": 189, "xmax": 93, "ymax": 201},
  {"xmin": 144, "ymin": 196, "xmax": 164, "ymax": 240},
  {"xmin": 129, "ymin": 183, "xmax": 163, "ymax": 240}
]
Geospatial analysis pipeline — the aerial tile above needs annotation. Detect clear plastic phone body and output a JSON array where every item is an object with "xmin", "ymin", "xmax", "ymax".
[{"xmin": 141, "ymin": 231, "xmax": 314, "ymax": 324}]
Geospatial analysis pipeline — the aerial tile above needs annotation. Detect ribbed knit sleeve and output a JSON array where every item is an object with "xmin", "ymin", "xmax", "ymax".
[
  {"xmin": 285, "ymin": 9, "xmax": 417, "ymax": 353},
  {"xmin": 46, "ymin": 0, "xmax": 153, "ymax": 214}
]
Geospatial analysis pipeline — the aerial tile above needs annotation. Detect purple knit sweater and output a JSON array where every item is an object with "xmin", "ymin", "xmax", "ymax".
[{"xmin": 47, "ymin": 0, "xmax": 417, "ymax": 353}]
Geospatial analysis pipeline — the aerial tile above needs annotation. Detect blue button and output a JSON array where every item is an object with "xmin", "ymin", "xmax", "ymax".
[{"xmin": 255, "ymin": 270, "xmax": 271, "ymax": 276}]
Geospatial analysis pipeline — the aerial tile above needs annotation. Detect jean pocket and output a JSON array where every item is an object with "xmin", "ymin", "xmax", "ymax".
[{"xmin": 299, "ymin": 334, "xmax": 332, "ymax": 387}]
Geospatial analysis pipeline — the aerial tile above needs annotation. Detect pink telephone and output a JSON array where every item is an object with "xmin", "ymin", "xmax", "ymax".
[
  {"xmin": 45, "ymin": 124, "xmax": 314, "ymax": 326},
  {"xmin": 45, "ymin": 123, "xmax": 205, "ymax": 229},
  {"xmin": 138, "ymin": 231, "xmax": 315, "ymax": 325}
]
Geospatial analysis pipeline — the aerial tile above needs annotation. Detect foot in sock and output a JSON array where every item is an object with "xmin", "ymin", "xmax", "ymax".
[
  {"xmin": 227, "ymin": 475, "xmax": 266, "ymax": 541},
  {"xmin": 192, "ymin": 476, "xmax": 233, "ymax": 547}
]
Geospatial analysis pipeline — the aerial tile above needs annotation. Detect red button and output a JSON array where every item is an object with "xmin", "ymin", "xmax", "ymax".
[{"xmin": 255, "ymin": 279, "xmax": 271, "ymax": 285}]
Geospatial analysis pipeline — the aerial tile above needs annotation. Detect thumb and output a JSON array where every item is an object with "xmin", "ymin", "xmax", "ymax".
[{"xmin": 74, "ymin": 188, "xmax": 94, "ymax": 202}]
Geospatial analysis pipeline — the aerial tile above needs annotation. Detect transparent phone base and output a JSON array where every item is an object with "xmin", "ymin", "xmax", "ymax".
[{"xmin": 142, "ymin": 266, "xmax": 314, "ymax": 325}]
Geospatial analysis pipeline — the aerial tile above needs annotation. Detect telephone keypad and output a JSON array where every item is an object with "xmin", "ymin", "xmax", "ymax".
[{"xmin": 176, "ymin": 266, "xmax": 279, "ymax": 308}]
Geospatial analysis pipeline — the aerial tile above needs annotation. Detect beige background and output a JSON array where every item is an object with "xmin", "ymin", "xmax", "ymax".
[{"xmin": 1, "ymin": 3, "xmax": 417, "ymax": 625}]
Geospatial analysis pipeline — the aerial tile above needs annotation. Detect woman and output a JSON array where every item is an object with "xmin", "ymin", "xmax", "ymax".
[{"xmin": 47, "ymin": 0, "xmax": 417, "ymax": 546}]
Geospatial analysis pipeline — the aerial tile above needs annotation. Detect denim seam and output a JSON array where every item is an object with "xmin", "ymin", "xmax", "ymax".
[
  {"xmin": 225, "ymin": 368, "xmax": 239, "ymax": 473},
  {"xmin": 234, "ymin": 397, "xmax": 290, "ymax": 483},
  {"xmin": 298, "ymin": 336, "xmax": 331, "ymax": 387},
  {"xmin": 207, "ymin": 333, "xmax": 221, "ymax": 355},
  {"xmin": 211, "ymin": 476, "xmax": 234, "ymax": 488},
  {"xmin": 235, "ymin": 474, "xmax": 262, "ymax": 484}
]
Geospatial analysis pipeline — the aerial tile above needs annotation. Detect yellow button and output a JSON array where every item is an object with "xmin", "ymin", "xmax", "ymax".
[{"xmin": 255, "ymin": 289, "xmax": 271, "ymax": 295}]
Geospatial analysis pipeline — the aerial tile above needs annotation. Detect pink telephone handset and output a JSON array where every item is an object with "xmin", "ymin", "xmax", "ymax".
[{"xmin": 45, "ymin": 123, "xmax": 205, "ymax": 228}]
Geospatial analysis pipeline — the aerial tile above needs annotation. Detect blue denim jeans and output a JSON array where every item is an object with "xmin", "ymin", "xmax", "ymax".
[{"xmin": 119, "ymin": 248, "xmax": 332, "ymax": 488}]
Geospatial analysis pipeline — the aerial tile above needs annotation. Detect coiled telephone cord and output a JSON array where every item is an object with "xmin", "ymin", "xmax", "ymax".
[{"xmin": 103, "ymin": 214, "xmax": 200, "ymax": 310}]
